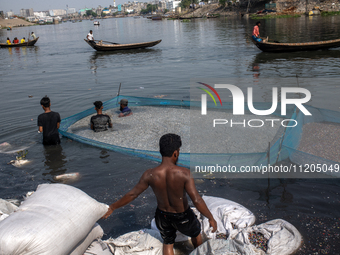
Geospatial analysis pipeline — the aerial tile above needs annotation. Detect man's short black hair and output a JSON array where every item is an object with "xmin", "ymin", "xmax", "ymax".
[
  {"xmin": 159, "ymin": 133, "xmax": 182, "ymax": 157},
  {"xmin": 94, "ymin": 101, "xmax": 103, "ymax": 109},
  {"xmin": 40, "ymin": 96, "xmax": 50, "ymax": 108},
  {"xmin": 256, "ymin": 21, "xmax": 261, "ymax": 25}
]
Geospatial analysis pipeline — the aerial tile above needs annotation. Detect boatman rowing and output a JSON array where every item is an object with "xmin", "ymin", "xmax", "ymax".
[
  {"xmin": 102, "ymin": 133, "xmax": 217, "ymax": 255},
  {"xmin": 87, "ymin": 30, "xmax": 96, "ymax": 45},
  {"xmin": 91, "ymin": 101, "xmax": 112, "ymax": 132},
  {"xmin": 252, "ymin": 21, "xmax": 266, "ymax": 42}
]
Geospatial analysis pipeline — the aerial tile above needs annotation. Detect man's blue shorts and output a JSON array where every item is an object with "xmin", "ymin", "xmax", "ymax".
[{"xmin": 252, "ymin": 35, "xmax": 262, "ymax": 42}]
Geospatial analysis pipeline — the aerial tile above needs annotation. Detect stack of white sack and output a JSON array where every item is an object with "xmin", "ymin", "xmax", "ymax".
[
  {"xmin": 0, "ymin": 183, "xmax": 108, "ymax": 255},
  {"xmin": 190, "ymin": 219, "xmax": 302, "ymax": 255},
  {"xmin": 150, "ymin": 195, "xmax": 302, "ymax": 255},
  {"xmin": 96, "ymin": 229, "xmax": 164, "ymax": 255}
]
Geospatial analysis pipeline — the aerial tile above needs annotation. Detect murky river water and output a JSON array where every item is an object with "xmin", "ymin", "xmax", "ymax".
[{"xmin": 0, "ymin": 15, "xmax": 339, "ymax": 254}]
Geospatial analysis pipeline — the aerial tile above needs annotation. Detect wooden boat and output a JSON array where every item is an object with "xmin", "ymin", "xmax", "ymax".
[
  {"xmin": 93, "ymin": 21, "xmax": 100, "ymax": 25},
  {"xmin": 152, "ymin": 15, "xmax": 162, "ymax": 20},
  {"xmin": 84, "ymin": 39, "xmax": 162, "ymax": 51},
  {"xmin": 251, "ymin": 37, "xmax": 340, "ymax": 52},
  {"xmin": 0, "ymin": 37, "xmax": 39, "ymax": 48}
]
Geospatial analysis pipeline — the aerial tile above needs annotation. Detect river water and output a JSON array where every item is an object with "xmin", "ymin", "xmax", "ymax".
[{"xmin": 0, "ymin": 16, "xmax": 339, "ymax": 254}]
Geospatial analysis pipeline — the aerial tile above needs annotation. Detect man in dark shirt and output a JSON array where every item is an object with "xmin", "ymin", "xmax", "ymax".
[
  {"xmin": 38, "ymin": 96, "xmax": 61, "ymax": 145},
  {"xmin": 118, "ymin": 98, "xmax": 133, "ymax": 117},
  {"xmin": 91, "ymin": 101, "xmax": 112, "ymax": 132},
  {"xmin": 102, "ymin": 134, "xmax": 217, "ymax": 255}
]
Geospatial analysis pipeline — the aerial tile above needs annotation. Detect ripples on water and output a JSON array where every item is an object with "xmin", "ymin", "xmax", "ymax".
[{"xmin": 0, "ymin": 16, "xmax": 339, "ymax": 254}]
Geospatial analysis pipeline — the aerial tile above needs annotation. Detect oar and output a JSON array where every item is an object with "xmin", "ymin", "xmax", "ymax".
[
  {"xmin": 94, "ymin": 40, "xmax": 120, "ymax": 45},
  {"xmin": 116, "ymin": 83, "xmax": 122, "ymax": 106}
]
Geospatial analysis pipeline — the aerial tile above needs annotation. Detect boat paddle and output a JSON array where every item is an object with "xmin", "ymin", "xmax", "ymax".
[
  {"xmin": 116, "ymin": 83, "xmax": 122, "ymax": 106},
  {"xmin": 95, "ymin": 40, "xmax": 120, "ymax": 45}
]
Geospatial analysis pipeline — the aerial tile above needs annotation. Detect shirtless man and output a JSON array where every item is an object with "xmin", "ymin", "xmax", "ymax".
[{"xmin": 102, "ymin": 133, "xmax": 217, "ymax": 255}]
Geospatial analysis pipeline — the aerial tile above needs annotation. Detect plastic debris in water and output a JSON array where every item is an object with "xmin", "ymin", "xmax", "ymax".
[
  {"xmin": 54, "ymin": 172, "xmax": 80, "ymax": 183},
  {"xmin": 0, "ymin": 142, "xmax": 10, "ymax": 147},
  {"xmin": 8, "ymin": 159, "xmax": 30, "ymax": 167},
  {"xmin": 16, "ymin": 150, "xmax": 28, "ymax": 160}
]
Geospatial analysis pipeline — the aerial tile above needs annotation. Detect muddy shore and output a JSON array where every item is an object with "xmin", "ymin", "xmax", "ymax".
[{"xmin": 0, "ymin": 18, "xmax": 35, "ymax": 28}]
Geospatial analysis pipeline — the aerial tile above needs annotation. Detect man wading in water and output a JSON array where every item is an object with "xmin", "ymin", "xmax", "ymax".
[
  {"xmin": 90, "ymin": 101, "xmax": 112, "ymax": 132},
  {"xmin": 102, "ymin": 133, "xmax": 217, "ymax": 255},
  {"xmin": 38, "ymin": 96, "xmax": 61, "ymax": 145}
]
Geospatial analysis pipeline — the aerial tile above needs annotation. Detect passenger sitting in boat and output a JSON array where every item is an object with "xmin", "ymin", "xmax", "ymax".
[
  {"xmin": 252, "ymin": 21, "xmax": 263, "ymax": 42},
  {"xmin": 87, "ymin": 30, "xmax": 96, "ymax": 45},
  {"xmin": 90, "ymin": 101, "xmax": 112, "ymax": 132},
  {"xmin": 13, "ymin": 37, "xmax": 19, "ymax": 44},
  {"xmin": 6, "ymin": 38, "xmax": 11, "ymax": 45},
  {"xmin": 20, "ymin": 37, "xmax": 26, "ymax": 43},
  {"xmin": 118, "ymin": 99, "xmax": 132, "ymax": 117}
]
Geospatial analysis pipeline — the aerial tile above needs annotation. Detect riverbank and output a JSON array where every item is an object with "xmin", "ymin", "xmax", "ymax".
[
  {"xmin": 175, "ymin": 4, "xmax": 340, "ymax": 19},
  {"xmin": 0, "ymin": 18, "xmax": 35, "ymax": 29}
]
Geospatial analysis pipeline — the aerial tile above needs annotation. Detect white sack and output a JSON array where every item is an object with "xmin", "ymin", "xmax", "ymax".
[
  {"xmin": 234, "ymin": 219, "xmax": 302, "ymax": 255},
  {"xmin": 190, "ymin": 219, "xmax": 302, "ymax": 255},
  {"xmin": 201, "ymin": 195, "xmax": 255, "ymax": 239},
  {"xmin": 70, "ymin": 223, "xmax": 104, "ymax": 255},
  {"xmin": 105, "ymin": 229, "xmax": 163, "ymax": 255},
  {"xmin": 85, "ymin": 240, "xmax": 113, "ymax": 255},
  {"xmin": 189, "ymin": 239, "xmax": 262, "ymax": 255},
  {"xmin": 0, "ymin": 199, "xmax": 18, "ymax": 221},
  {"xmin": 0, "ymin": 183, "xmax": 108, "ymax": 255}
]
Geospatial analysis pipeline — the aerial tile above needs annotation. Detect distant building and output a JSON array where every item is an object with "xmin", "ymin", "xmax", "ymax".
[
  {"xmin": 96, "ymin": 6, "xmax": 104, "ymax": 16},
  {"xmin": 34, "ymin": 11, "xmax": 48, "ymax": 18},
  {"xmin": 102, "ymin": 8, "xmax": 111, "ymax": 14},
  {"xmin": 38, "ymin": 16, "xmax": 53, "ymax": 23},
  {"xmin": 159, "ymin": 1, "xmax": 166, "ymax": 10},
  {"xmin": 20, "ymin": 8, "xmax": 34, "ymax": 17},
  {"xmin": 78, "ymin": 8, "xmax": 92, "ymax": 16},
  {"xmin": 66, "ymin": 8, "xmax": 76, "ymax": 14},
  {"xmin": 118, "ymin": 4, "xmax": 122, "ymax": 12},
  {"xmin": 166, "ymin": 1, "xmax": 181, "ymax": 11},
  {"xmin": 26, "ymin": 16, "xmax": 35, "ymax": 22},
  {"xmin": 49, "ymin": 9, "xmax": 66, "ymax": 16},
  {"xmin": 6, "ymin": 11, "xmax": 14, "ymax": 18}
]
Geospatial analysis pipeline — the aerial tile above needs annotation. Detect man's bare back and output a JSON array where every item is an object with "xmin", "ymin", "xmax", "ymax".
[{"xmin": 144, "ymin": 163, "xmax": 190, "ymax": 213}]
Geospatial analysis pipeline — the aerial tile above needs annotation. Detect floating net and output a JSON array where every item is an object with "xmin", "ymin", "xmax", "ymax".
[{"xmin": 59, "ymin": 96, "xmax": 340, "ymax": 178}]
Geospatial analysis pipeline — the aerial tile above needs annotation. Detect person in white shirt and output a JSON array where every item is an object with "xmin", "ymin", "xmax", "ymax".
[{"xmin": 86, "ymin": 30, "xmax": 96, "ymax": 45}]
